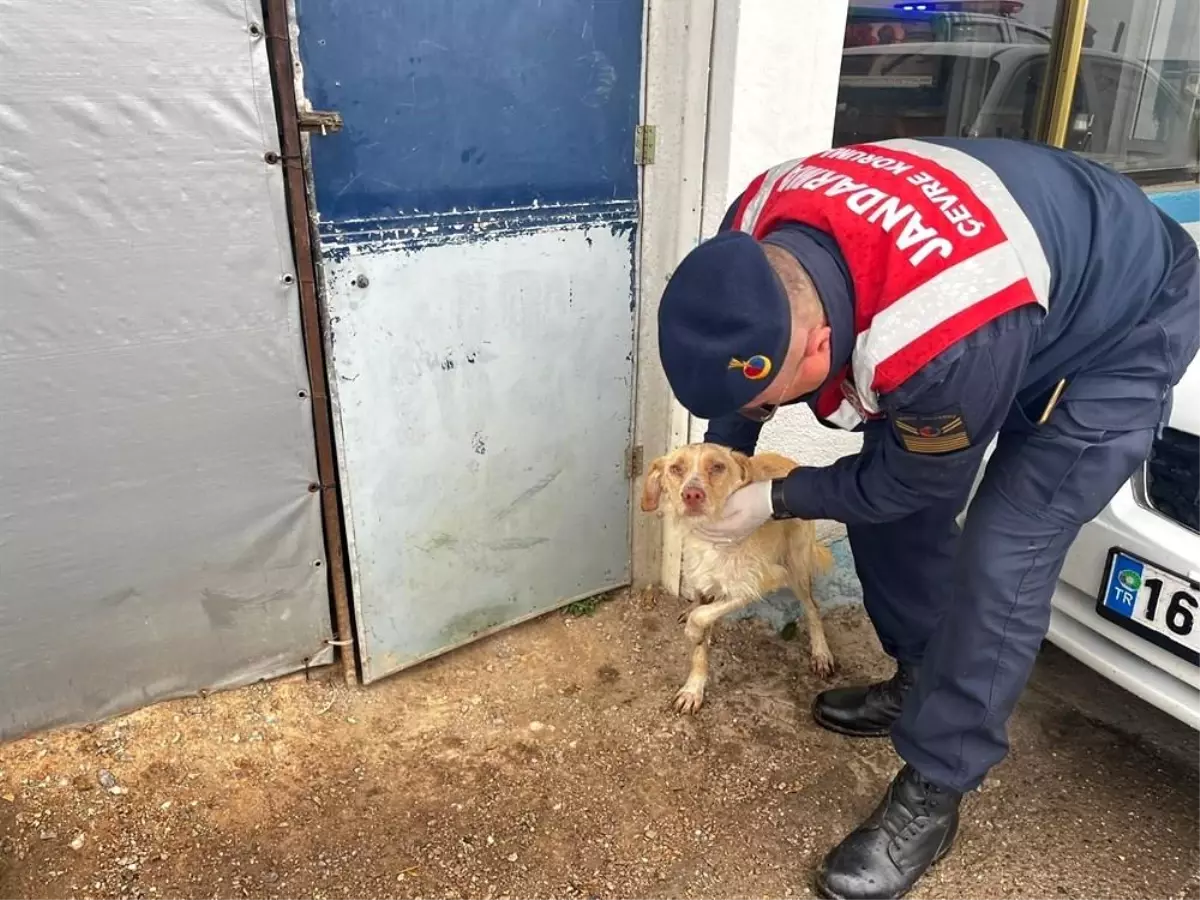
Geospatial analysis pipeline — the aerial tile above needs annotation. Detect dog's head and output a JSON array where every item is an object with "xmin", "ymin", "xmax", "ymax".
[{"xmin": 639, "ymin": 443, "xmax": 752, "ymax": 522}]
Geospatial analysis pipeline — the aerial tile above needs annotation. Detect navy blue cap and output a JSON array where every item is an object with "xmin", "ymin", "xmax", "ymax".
[{"xmin": 658, "ymin": 231, "xmax": 791, "ymax": 419}]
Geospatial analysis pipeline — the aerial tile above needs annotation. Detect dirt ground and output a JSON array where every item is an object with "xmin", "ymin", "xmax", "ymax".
[{"xmin": 1, "ymin": 588, "xmax": 1197, "ymax": 900}]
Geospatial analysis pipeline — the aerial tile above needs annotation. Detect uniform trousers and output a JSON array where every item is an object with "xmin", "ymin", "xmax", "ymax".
[{"xmin": 848, "ymin": 239, "xmax": 1199, "ymax": 792}]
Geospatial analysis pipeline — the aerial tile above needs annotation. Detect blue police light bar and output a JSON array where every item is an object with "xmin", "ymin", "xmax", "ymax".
[{"xmin": 893, "ymin": 1, "xmax": 1025, "ymax": 11}]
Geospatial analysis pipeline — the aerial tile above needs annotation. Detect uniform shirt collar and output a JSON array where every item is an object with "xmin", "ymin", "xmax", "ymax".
[{"xmin": 760, "ymin": 224, "xmax": 854, "ymax": 404}]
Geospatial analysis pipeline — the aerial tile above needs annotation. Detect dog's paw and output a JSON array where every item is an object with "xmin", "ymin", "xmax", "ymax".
[
  {"xmin": 809, "ymin": 650, "xmax": 836, "ymax": 679},
  {"xmin": 673, "ymin": 682, "xmax": 706, "ymax": 714}
]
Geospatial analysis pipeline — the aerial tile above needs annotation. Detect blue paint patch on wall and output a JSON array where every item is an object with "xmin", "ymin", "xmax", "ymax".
[
  {"xmin": 1147, "ymin": 186, "xmax": 1200, "ymax": 223},
  {"xmin": 295, "ymin": 0, "xmax": 644, "ymax": 226}
]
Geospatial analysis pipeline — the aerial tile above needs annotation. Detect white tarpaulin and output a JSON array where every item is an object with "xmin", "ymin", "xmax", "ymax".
[{"xmin": 0, "ymin": 0, "xmax": 334, "ymax": 739}]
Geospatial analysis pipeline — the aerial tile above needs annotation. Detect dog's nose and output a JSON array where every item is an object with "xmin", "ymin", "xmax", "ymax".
[{"xmin": 682, "ymin": 484, "xmax": 706, "ymax": 505}]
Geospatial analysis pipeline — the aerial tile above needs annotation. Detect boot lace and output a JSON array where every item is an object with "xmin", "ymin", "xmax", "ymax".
[{"xmin": 884, "ymin": 769, "xmax": 949, "ymax": 845}]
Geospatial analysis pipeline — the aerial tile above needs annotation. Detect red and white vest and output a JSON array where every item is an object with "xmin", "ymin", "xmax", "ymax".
[{"xmin": 731, "ymin": 139, "xmax": 1051, "ymax": 430}]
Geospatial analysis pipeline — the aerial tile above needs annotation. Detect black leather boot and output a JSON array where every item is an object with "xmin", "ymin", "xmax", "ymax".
[
  {"xmin": 812, "ymin": 662, "xmax": 917, "ymax": 737},
  {"xmin": 815, "ymin": 764, "xmax": 961, "ymax": 900}
]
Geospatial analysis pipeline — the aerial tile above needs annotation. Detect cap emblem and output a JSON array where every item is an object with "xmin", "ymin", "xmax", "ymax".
[{"xmin": 728, "ymin": 354, "xmax": 772, "ymax": 381}]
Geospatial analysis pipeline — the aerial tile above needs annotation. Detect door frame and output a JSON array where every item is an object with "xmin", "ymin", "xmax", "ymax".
[
  {"xmin": 632, "ymin": 0, "xmax": 718, "ymax": 595},
  {"xmin": 264, "ymin": 0, "xmax": 358, "ymax": 684}
]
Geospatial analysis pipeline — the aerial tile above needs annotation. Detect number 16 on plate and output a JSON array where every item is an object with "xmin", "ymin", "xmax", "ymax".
[{"xmin": 1098, "ymin": 548, "xmax": 1200, "ymax": 667}]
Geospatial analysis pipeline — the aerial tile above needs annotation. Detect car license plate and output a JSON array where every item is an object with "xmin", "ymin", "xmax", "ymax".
[{"xmin": 1097, "ymin": 549, "xmax": 1200, "ymax": 666}]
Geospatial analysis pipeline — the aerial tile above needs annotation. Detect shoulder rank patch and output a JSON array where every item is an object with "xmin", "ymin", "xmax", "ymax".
[{"xmin": 892, "ymin": 412, "xmax": 970, "ymax": 455}]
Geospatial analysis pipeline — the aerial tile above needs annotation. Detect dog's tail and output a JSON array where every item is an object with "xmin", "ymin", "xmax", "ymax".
[{"xmin": 813, "ymin": 541, "xmax": 835, "ymax": 576}]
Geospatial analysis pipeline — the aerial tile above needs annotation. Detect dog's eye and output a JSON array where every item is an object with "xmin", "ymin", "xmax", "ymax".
[
  {"xmin": 669, "ymin": 463, "xmax": 684, "ymax": 476},
  {"xmin": 710, "ymin": 462, "xmax": 726, "ymax": 474}
]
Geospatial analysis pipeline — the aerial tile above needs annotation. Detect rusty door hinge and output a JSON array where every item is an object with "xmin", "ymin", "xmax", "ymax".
[
  {"xmin": 626, "ymin": 444, "xmax": 645, "ymax": 479},
  {"xmin": 298, "ymin": 110, "xmax": 343, "ymax": 135},
  {"xmin": 634, "ymin": 124, "xmax": 656, "ymax": 165}
]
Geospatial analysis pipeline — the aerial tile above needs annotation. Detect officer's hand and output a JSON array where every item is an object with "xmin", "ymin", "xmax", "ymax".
[{"xmin": 694, "ymin": 480, "xmax": 773, "ymax": 544}]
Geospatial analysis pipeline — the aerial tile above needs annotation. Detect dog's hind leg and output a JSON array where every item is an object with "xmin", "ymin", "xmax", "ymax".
[{"xmin": 787, "ymin": 544, "xmax": 835, "ymax": 678}]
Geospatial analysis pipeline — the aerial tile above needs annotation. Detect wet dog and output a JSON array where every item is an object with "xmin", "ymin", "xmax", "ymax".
[{"xmin": 640, "ymin": 443, "xmax": 834, "ymax": 713}]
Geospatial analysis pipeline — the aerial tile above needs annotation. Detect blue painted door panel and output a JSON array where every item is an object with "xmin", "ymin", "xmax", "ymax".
[
  {"xmin": 297, "ymin": 0, "xmax": 642, "ymax": 224},
  {"xmin": 295, "ymin": 0, "xmax": 643, "ymax": 683}
]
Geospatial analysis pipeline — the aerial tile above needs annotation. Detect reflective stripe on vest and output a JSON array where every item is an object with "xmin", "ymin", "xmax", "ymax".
[{"xmin": 734, "ymin": 140, "xmax": 1049, "ymax": 427}]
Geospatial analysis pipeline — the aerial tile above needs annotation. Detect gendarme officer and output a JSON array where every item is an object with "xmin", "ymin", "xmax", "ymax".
[{"xmin": 657, "ymin": 137, "xmax": 1198, "ymax": 900}]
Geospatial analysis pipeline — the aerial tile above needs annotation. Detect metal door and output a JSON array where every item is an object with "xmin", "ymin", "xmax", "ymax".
[{"xmin": 293, "ymin": 0, "xmax": 643, "ymax": 682}]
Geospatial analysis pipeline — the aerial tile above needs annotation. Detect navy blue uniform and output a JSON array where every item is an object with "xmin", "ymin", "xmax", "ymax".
[{"xmin": 705, "ymin": 140, "xmax": 1199, "ymax": 791}]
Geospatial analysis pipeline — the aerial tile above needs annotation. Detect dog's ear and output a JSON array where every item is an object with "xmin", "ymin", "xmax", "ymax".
[
  {"xmin": 639, "ymin": 458, "xmax": 666, "ymax": 512},
  {"xmin": 731, "ymin": 451, "xmax": 753, "ymax": 486}
]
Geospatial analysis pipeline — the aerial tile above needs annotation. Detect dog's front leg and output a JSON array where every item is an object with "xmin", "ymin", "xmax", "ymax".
[
  {"xmin": 679, "ymin": 559, "xmax": 715, "ymax": 609},
  {"xmin": 674, "ymin": 636, "xmax": 711, "ymax": 714},
  {"xmin": 674, "ymin": 593, "xmax": 759, "ymax": 714}
]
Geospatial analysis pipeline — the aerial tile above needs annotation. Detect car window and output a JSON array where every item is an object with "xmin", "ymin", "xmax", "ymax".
[
  {"xmin": 1083, "ymin": 59, "xmax": 1139, "ymax": 150},
  {"xmin": 950, "ymin": 21, "xmax": 1005, "ymax": 43},
  {"xmin": 1077, "ymin": 57, "xmax": 1195, "ymax": 175},
  {"xmin": 972, "ymin": 54, "xmax": 1091, "ymax": 146},
  {"xmin": 1073, "ymin": 0, "xmax": 1199, "ymax": 181},
  {"xmin": 1014, "ymin": 26, "xmax": 1051, "ymax": 44},
  {"xmin": 833, "ymin": 4, "xmax": 1067, "ymax": 155},
  {"xmin": 844, "ymin": 18, "xmax": 938, "ymax": 48},
  {"xmin": 984, "ymin": 57, "xmax": 1050, "ymax": 140},
  {"xmin": 835, "ymin": 53, "xmax": 1001, "ymax": 145}
]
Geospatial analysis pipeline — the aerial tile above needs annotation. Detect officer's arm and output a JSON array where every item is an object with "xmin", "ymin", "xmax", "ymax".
[
  {"xmin": 700, "ymin": 190, "xmax": 759, "ymax": 454},
  {"xmin": 703, "ymin": 415, "xmax": 764, "ymax": 456},
  {"xmin": 772, "ymin": 309, "xmax": 1037, "ymax": 526}
]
